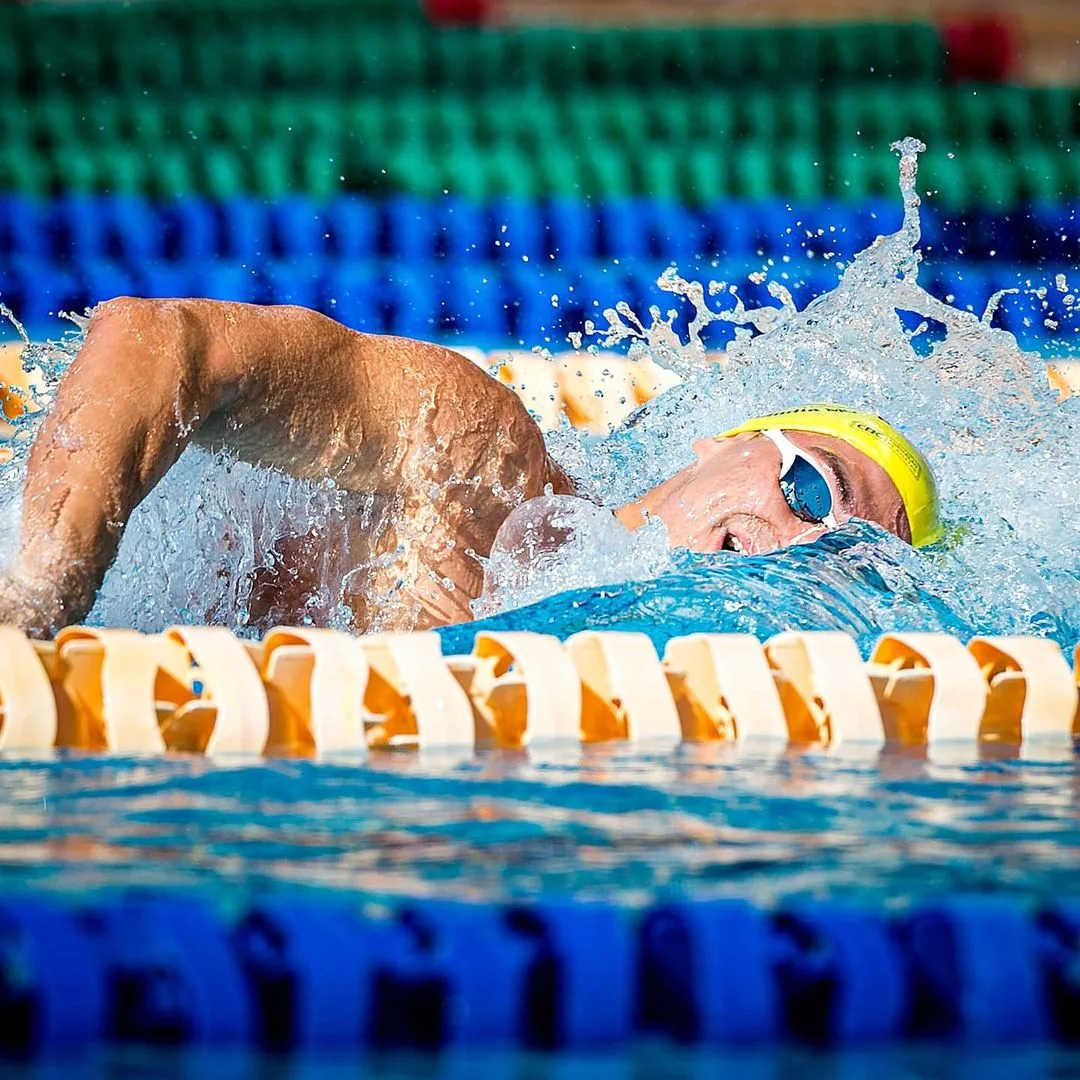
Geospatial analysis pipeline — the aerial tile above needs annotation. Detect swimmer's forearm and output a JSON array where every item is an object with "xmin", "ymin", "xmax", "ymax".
[{"xmin": 6, "ymin": 298, "xmax": 226, "ymax": 630}]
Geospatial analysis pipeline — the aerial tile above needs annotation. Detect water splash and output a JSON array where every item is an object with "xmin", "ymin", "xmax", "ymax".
[
  {"xmin": 488, "ymin": 139, "xmax": 1080, "ymax": 643},
  {"xmin": 0, "ymin": 139, "xmax": 1077, "ymax": 644}
]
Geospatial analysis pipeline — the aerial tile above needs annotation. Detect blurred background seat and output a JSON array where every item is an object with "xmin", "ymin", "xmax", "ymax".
[{"xmin": 0, "ymin": 0, "xmax": 1075, "ymax": 356}]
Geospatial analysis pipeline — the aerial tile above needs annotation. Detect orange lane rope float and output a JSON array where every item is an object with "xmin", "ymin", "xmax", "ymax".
[{"xmin": 0, "ymin": 626, "xmax": 1076, "ymax": 756}]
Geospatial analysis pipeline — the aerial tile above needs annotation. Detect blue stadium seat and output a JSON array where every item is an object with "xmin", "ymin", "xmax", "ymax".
[
  {"xmin": 0, "ymin": 195, "xmax": 50, "ymax": 261},
  {"xmin": 702, "ymin": 201, "xmax": 757, "ymax": 259},
  {"xmin": 323, "ymin": 260, "xmax": 384, "ymax": 333},
  {"xmin": 853, "ymin": 197, "xmax": 904, "ymax": 250},
  {"xmin": 326, "ymin": 197, "xmax": 380, "ymax": 260},
  {"xmin": 1030, "ymin": 202, "xmax": 1080, "ymax": 264},
  {"xmin": 382, "ymin": 265, "xmax": 440, "ymax": 339},
  {"xmin": 3, "ymin": 259, "xmax": 82, "ymax": 332},
  {"xmin": 508, "ymin": 264, "xmax": 571, "ymax": 343},
  {"xmin": 642, "ymin": 201, "xmax": 708, "ymax": 266},
  {"xmin": 162, "ymin": 198, "xmax": 218, "ymax": 263},
  {"xmin": 936, "ymin": 265, "xmax": 991, "ymax": 317},
  {"xmin": 933, "ymin": 209, "xmax": 1016, "ymax": 263},
  {"xmin": 77, "ymin": 259, "xmax": 139, "ymax": 307},
  {"xmin": 790, "ymin": 202, "xmax": 855, "ymax": 261},
  {"xmin": 438, "ymin": 197, "xmax": 489, "ymax": 262},
  {"xmin": 272, "ymin": 196, "xmax": 328, "ymax": 259},
  {"xmin": 263, "ymin": 259, "xmax": 326, "ymax": 310},
  {"xmin": 489, "ymin": 197, "xmax": 547, "ymax": 266},
  {"xmin": 993, "ymin": 288, "xmax": 1049, "ymax": 349},
  {"xmin": 48, "ymin": 194, "xmax": 109, "ymax": 263},
  {"xmin": 598, "ymin": 199, "xmax": 651, "ymax": 260},
  {"xmin": 577, "ymin": 261, "xmax": 631, "ymax": 317},
  {"xmin": 546, "ymin": 198, "xmax": 601, "ymax": 262},
  {"xmin": 216, "ymin": 196, "xmax": 272, "ymax": 261},
  {"xmin": 134, "ymin": 262, "xmax": 196, "ymax": 300},
  {"xmin": 437, "ymin": 262, "xmax": 510, "ymax": 341},
  {"xmin": 383, "ymin": 195, "xmax": 438, "ymax": 262},
  {"xmin": 753, "ymin": 199, "xmax": 802, "ymax": 257},
  {"xmin": 200, "ymin": 261, "xmax": 265, "ymax": 304},
  {"xmin": 82, "ymin": 196, "xmax": 165, "ymax": 265}
]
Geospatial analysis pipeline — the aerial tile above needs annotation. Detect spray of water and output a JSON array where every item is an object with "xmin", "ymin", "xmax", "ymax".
[
  {"xmin": 0, "ymin": 138, "xmax": 1076, "ymax": 643},
  {"xmin": 490, "ymin": 139, "xmax": 1080, "ymax": 643}
]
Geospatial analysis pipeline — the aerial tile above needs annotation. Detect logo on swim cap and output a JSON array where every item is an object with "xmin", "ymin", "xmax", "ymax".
[{"xmin": 717, "ymin": 403, "xmax": 943, "ymax": 547}]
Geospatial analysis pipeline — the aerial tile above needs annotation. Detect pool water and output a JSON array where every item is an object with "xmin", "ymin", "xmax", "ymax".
[
  {"xmin": 2, "ymin": 1043, "xmax": 1080, "ymax": 1080},
  {"xmin": 2, "ymin": 740, "xmax": 1076, "ymax": 909},
  {"xmin": 2, "ymin": 741, "xmax": 1079, "ymax": 1074}
]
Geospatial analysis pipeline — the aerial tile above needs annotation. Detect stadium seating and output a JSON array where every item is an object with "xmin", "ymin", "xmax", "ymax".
[{"xmin": 0, "ymin": 0, "xmax": 1076, "ymax": 350}]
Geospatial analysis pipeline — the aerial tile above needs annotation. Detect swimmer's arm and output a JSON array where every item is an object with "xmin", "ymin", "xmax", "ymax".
[{"xmin": 1, "ymin": 296, "xmax": 552, "ymax": 634}]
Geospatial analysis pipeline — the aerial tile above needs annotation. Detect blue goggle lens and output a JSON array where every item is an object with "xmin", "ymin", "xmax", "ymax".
[{"xmin": 779, "ymin": 455, "xmax": 833, "ymax": 524}]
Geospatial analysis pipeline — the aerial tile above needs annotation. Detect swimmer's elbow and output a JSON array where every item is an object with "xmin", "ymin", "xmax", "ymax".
[{"xmin": 83, "ymin": 297, "xmax": 218, "ymax": 423}]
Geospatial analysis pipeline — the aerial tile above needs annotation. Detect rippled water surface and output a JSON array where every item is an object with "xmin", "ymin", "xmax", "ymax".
[{"xmin": 2, "ymin": 741, "xmax": 1076, "ymax": 909}]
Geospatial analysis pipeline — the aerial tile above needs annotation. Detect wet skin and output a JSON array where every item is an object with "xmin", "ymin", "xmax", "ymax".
[{"xmin": 0, "ymin": 298, "xmax": 912, "ymax": 637}]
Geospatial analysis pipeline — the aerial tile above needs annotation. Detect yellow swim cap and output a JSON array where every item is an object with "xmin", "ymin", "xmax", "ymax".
[{"xmin": 718, "ymin": 403, "xmax": 944, "ymax": 548}]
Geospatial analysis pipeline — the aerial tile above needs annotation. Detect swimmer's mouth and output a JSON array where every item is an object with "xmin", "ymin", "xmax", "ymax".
[
  {"xmin": 714, "ymin": 521, "xmax": 783, "ymax": 556},
  {"xmin": 716, "ymin": 526, "xmax": 754, "ymax": 555}
]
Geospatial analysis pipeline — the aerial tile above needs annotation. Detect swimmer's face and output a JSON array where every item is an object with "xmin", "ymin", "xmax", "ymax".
[{"xmin": 621, "ymin": 431, "xmax": 911, "ymax": 554}]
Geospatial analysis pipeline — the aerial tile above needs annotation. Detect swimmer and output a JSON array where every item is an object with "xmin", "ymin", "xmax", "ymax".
[{"xmin": 0, "ymin": 298, "xmax": 941, "ymax": 636}]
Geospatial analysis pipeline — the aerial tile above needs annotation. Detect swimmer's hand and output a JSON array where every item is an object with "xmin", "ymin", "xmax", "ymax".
[{"xmin": 0, "ymin": 568, "xmax": 71, "ymax": 638}]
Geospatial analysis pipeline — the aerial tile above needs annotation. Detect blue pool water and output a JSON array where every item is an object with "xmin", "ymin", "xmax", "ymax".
[{"xmin": 2, "ymin": 739, "xmax": 1076, "ymax": 909}]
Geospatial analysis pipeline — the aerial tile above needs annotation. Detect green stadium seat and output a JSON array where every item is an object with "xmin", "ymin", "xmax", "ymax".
[
  {"xmin": 34, "ymin": 98, "xmax": 79, "ymax": 149},
  {"xmin": 189, "ymin": 37, "xmax": 231, "ymax": 93},
  {"xmin": 833, "ymin": 145, "xmax": 900, "ymax": 201},
  {"xmin": 899, "ymin": 88, "xmax": 950, "ymax": 148},
  {"xmin": 784, "ymin": 88, "xmax": 824, "ymax": 144},
  {"xmin": 487, "ymin": 145, "xmax": 544, "ymax": 200},
  {"xmin": 298, "ymin": 141, "xmax": 343, "ymax": 200},
  {"xmin": 114, "ymin": 38, "xmax": 184, "ymax": 95},
  {"xmin": 441, "ymin": 153, "xmax": 491, "ymax": 202},
  {"xmin": 634, "ymin": 150, "xmax": 682, "ymax": 203},
  {"xmin": 778, "ymin": 143, "xmax": 826, "ymax": 202},
  {"xmin": 1053, "ymin": 147, "xmax": 1080, "ymax": 200},
  {"xmin": 0, "ymin": 147, "xmax": 49, "ymax": 197},
  {"xmin": 200, "ymin": 145, "xmax": 247, "ymax": 200},
  {"xmin": 640, "ymin": 93, "xmax": 690, "ymax": 143},
  {"xmin": 682, "ymin": 147, "xmax": 725, "ymax": 204},
  {"xmin": 985, "ymin": 87, "xmax": 1035, "ymax": 146},
  {"xmin": 252, "ymin": 143, "xmax": 294, "ymax": 200},
  {"xmin": 1032, "ymin": 88, "xmax": 1079, "ymax": 145},
  {"xmin": 95, "ymin": 145, "xmax": 151, "ymax": 196},
  {"xmin": 1017, "ymin": 146, "xmax": 1068, "ymax": 205},
  {"xmin": 729, "ymin": 143, "xmax": 775, "ymax": 201},
  {"xmin": 144, "ymin": 146, "xmax": 197, "ymax": 200},
  {"xmin": 737, "ymin": 92, "xmax": 782, "ymax": 142}
]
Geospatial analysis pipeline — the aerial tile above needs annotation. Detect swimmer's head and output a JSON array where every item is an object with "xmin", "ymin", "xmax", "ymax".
[{"xmin": 616, "ymin": 403, "xmax": 942, "ymax": 555}]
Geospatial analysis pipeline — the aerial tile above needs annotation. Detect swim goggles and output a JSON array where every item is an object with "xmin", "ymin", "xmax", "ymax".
[{"xmin": 759, "ymin": 429, "xmax": 839, "ymax": 529}]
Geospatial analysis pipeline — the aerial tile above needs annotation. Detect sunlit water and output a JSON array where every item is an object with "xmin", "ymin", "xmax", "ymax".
[
  {"xmin": 0, "ymin": 141, "xmax": 1077, "ymax": 919},
  {"xmin": 1, "ymin": 742, "xmax": 1077, "ymax": 907}
]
